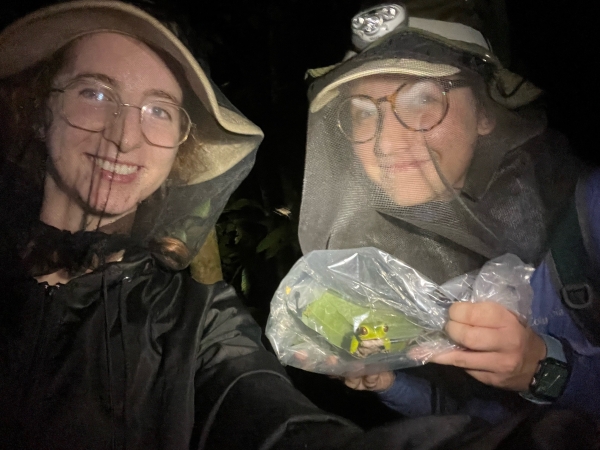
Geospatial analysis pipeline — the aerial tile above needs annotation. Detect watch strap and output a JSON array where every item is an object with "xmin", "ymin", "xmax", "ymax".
[
  {"xmin": 541, "ymin": 334, "xmax": 566, "ymax": 363},
  {"xmin": 520, "ymin": 334, "xmax": 569, "ymax": 404}
]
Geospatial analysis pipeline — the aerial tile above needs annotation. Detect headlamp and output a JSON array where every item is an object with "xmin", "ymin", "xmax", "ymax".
[{"xmin": 351, "ymin": 4, "xmax": 407, "ymax": 50}]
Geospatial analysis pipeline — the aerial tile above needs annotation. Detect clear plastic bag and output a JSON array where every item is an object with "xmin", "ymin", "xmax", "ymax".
[{"xmin": 266, "ymin": 248, "xmax": 533, "ymax": 376}]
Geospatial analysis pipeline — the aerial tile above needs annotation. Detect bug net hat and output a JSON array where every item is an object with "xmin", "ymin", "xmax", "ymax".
[
  {"xmin": 299, "ymin": 5, "xmax": 579, "ymax": 284},
  {"xmin": 0, "ymin": 0, "xmax": 263, "ymax": 272}
]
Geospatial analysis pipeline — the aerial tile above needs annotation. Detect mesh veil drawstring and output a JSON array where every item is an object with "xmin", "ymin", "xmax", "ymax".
[
  {"xmin": 372, "ymin": 113, "xmax": 499, "ymax": 243},
  {"xmin": 425, "ymin": 141, "xmax": 499, "ymax": 242},
  {"xmin": 101, "ymin": 258, "xmax": 117, "ymax": 450},
  {"xmin": 93, "ymin": 147, "xmax": 119, "ymax": 449}
]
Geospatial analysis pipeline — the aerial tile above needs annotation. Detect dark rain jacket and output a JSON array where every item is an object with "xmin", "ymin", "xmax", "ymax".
[
  {"xmin": 0, "ymin": 161, "xmax": 364, "ymax": 450},
  {"xmin": 0, "ymin": 238, "xmax": 366, "ymax": 449}
]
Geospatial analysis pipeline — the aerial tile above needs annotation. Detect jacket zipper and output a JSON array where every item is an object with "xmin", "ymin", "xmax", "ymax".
[
  {"xmin": 24, "ymin": 283, "xmax": 59, "ymax": 402},
  {"xmin": 30, "ymin": 283, "xmax": 58, "ymax": 365}
]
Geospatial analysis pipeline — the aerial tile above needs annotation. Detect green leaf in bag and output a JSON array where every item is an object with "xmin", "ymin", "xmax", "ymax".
[{"xmin": 301, "ymin": 291, "xmax": 426, "ymax": 358}]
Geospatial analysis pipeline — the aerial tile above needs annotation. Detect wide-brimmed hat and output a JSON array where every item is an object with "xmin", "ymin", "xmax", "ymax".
[
  {"xmin": 0, "ymin": 0, "xmax": 263, "ymax": 184},
  {"xmin": 308, "ymin": 14, "xmax": 542, "ymax": 112}
]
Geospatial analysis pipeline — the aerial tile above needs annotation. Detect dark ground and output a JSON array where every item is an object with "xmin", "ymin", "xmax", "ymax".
[{"xmin": 1, "ymin": 0, "xmax": 598, "ymax": 428}]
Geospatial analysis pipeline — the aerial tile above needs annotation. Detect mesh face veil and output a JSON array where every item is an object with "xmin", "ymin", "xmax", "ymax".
[
  {"xmin": 300, "ymin": 21, "xmax": 579, "ymax": 284},
  {"xmin": 0, "ymin": 1, "xmax": 263, "ymax": 276}
]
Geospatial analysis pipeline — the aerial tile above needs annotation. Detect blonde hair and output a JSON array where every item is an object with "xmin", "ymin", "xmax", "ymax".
[{"xmin": 149, "ymin": 236, "xmax": 192, "ymax": 271}]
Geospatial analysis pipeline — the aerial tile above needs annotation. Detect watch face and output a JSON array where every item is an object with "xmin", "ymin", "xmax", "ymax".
[{"xmin": 530, "ymin": 357, "xmax": 570, "ymax": 400}]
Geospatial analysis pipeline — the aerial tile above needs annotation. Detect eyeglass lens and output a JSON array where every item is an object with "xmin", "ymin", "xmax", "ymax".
[
  {"xmin": 338, "ymin": 79, "xmax": 449, "ymax": 143},
  {"xmin": 60, "ymin": 80, "xmax": 190, "ymax": 148}
]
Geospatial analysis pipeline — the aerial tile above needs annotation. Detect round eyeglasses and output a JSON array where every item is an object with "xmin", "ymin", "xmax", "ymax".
[
  {"xmin": 51, "ymin": 79, "xmax": 192, "ymax": 148},
  {"xmin": 337, "ymin": 78, "xmax": 470, "ymax": 143}
]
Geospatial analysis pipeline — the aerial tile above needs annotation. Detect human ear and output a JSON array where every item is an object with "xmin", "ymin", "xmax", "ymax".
[
  {"xmin": 33, "ymin": 99, "xmax": 54, "ymax": 141},
  {"xmin": 477, "ymin": 108, "xmax": 496, "ymax": 136},
  {"xmin": 34, "ymin": 124, "xmax": 46, "ymax": 141}
]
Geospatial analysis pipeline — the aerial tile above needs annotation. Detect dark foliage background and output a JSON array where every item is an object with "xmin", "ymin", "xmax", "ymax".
[{"xmin": 1, "ymin": 0, "xmax": 597, "ymax": 428}]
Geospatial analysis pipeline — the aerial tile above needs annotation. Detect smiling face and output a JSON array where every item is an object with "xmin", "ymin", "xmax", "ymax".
[
  {"xmin": 349, "ymin": 75, "xmax": 494, "ymax": 206},
  {"xmin": 42, "ymin": 32, "xmax": 183, "ymax": 230}
]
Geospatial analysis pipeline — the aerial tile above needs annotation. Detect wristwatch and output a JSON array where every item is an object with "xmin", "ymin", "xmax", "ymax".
[
  {"xmin": 523, "ymin": 334, "xmax": 570, "ymax": 402},
  {"xmin": 528, "ymin": 357, "xmax": 570, "ymax": 401}
]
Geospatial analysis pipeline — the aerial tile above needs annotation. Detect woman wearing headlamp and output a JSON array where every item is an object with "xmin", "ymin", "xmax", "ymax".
[{"xmin": 300, "ymin": 4, "xmax": 599, "ymax": 423}]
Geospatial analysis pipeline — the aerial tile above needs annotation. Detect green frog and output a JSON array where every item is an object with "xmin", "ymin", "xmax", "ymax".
[{"xmin": 300, "ymin": 290, "xmax": 426, "ymax": 358}]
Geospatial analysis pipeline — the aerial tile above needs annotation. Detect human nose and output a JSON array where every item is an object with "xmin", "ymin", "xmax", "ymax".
[
  {"xmin": 373, "ymin": 103, "xmax": 416, "ymax": 157},
  {"xmin": 103, "ymin": 105, "xmax": 144, "ymax": 153}
]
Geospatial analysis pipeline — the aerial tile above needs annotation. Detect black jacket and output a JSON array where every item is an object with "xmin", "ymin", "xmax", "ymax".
[{"xmin": 0, "ymin": 241, "xmax": 372, "ymax": 449}]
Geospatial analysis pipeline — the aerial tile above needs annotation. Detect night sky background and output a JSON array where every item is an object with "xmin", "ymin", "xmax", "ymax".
[{"xmin": 1, "ymin": 0, "xmax": 598, "ymax": 428}]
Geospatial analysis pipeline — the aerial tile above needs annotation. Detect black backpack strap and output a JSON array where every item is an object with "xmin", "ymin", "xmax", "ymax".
[{"xmin": 546, "ymin": 173, "xmax": 600, "ymax": 346}]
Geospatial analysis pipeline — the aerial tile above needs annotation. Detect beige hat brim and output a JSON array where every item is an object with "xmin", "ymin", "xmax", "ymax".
[
  {"xmin": 0, "ymin": 0, "xmax": 264, "ymax": 186},
  {"xmin": 0, "ymin": 0, "xmax": 262, "ymax": 139},
  {"xmin": 309, "ymin": 58, "xmax": 460, "ymax": 113}
]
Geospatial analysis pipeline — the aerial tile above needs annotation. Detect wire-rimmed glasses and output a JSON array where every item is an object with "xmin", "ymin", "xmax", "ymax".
[
  {"xmin": 337, "ymin": 78, "xmax": 470, "ymax": 143},
  {"xmin": 51, "ymin": 79, "xmax": 192, "ymax": 148}
]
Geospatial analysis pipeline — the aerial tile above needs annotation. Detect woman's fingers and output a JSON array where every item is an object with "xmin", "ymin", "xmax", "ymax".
[
  {"xmin": 429, "ymin": 349, "xmax": 515, "ymax": 373},
  {"xmin": 344, "ymin": 377, "xmax": 362, "ymax": 390},
  {"xmin": 363, "ymin": 374, "xmax": 380, "ymax": 389},
  {"xmin": 344, "ymin": 371, "xmax": 395, "ymax": 391},
  {"xmin": 445, "ymin": 320, "xmax": 516, "ymax": 352},
  {"xmin": 448, "ymin": 302, "xmax": 516, "ymax": 328},
  {"xmin": 429, "ymin": 326, "xmax": 547, "ymax": 392}
]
